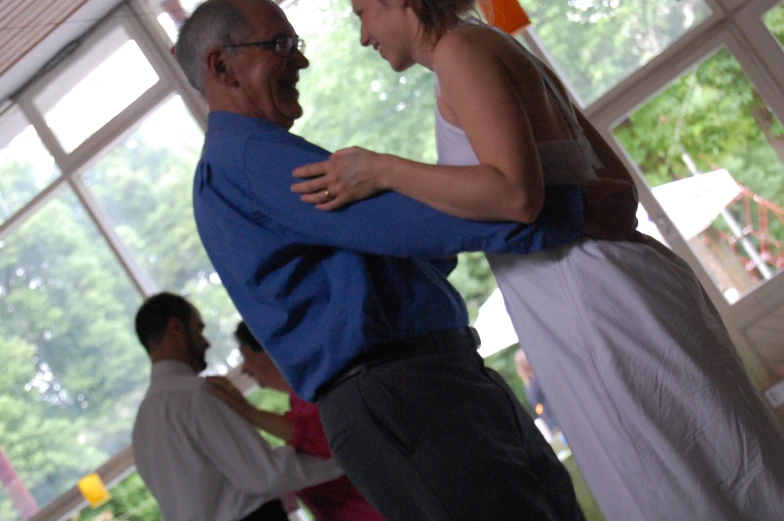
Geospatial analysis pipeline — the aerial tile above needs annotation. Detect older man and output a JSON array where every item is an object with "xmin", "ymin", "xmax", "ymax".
[
  {"xmin": 174, "ymin": 1, "xmax": 636, "ymax": 519},
  {"xmin": 132, "ymin": 292, "xmax": 342, "ymax": 521}
]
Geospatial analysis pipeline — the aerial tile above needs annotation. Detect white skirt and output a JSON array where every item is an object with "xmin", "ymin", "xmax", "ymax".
[{"xmin": 488, "ymin": 237, "xmax": 784, "ymax": 521}]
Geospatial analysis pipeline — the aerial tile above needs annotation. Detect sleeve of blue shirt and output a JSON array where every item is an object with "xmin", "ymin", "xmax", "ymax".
[{"xmin": 239, "ymin": 131, "xmax": 585, "ymax": 257}]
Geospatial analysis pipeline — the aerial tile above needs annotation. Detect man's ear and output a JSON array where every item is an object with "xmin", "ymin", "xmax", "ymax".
[
  {"xmin": 167, "ymin": 316, "xmax": 186, "ymax": 340},
  {"xmin": 206, "ymin": 48, "xmax": 238, "ymax": 87}
]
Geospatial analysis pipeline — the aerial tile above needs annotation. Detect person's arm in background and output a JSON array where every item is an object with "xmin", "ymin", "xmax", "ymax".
[
  {"xmin": 206, "ymin": 376, "xmax": 295, "ymax": 443},
  {"xmin": 206, "ymin": 377, "xmax": 332, "ymax": 459},
  {"xmin": 192, "ymin": 384, "xmax": 343, "ymax": 499}
]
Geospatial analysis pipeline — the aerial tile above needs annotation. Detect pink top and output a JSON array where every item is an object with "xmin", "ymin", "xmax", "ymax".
[{"xmin": 285, "ymin": 394, "xmax": 386, "ymax": 521}]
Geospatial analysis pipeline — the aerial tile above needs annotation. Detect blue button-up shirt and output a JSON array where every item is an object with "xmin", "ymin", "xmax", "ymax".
[{"xmin": 194, "ymin": 111, "xmax": 584, "ymax": 401}]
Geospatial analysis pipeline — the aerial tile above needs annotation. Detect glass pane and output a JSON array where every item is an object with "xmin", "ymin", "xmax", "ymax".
[
  {"xmin": 286, "ymin": 0, "xmax": 438, "ymax": 162},
  {"xmin": 81, "ymin": 96, "xmax": 240, "ymax": 372},
  {"xmin": 0, "ymin": 106, "xmax": 59, "ymax": 226},
  {"xmin": 613, "ymin": 48, "xmax": 784, "ymax": 303},
  {"xmin": 34, "ymin": 26, "xmax": 159, "ymax": 153},
  {"xmin": 0, "ymin": 189, "xmax": 144, "ymax": 520},
  {"xmin": 525, "ymin": 0, "xmax": 712, "ymax": 104},
  {"xmin": 71, "ymin": 472, "xmax": 162, "ymax": 521},
  {"xmin": 150, "ymin": 0, "xmax": 199, "ymax": 42},
  {"xmin": 763, "ymin": 3, "xmax": 784, "ymax": 47}
]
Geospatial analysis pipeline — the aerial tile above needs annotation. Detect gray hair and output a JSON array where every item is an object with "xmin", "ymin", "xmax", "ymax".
[{"xmin": 175, "ymin": 0, "xmax": 252, "ymax": 94}]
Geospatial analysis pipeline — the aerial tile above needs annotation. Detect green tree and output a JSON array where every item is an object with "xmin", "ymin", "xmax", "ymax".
[
  {"xmin": 613, "ymin": 45, "xmax": 784, "ymax": 283},
  {"xmin": 522, "ymin": 0, "xmax": 711, "ymax": 104}
]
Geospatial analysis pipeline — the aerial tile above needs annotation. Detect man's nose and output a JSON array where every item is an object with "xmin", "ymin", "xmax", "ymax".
[{"xmin": 291, "ymin": 49, "xmax": 309, "ymax": 69}]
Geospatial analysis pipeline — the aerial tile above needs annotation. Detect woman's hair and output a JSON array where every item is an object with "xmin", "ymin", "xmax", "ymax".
[
  {"xmin": 406, "ymin": 0, "xmax": 480, "ymax": 39},
  {"xmin": 235, "ymin": 321, "xmax": 264, "ymax": 352}
]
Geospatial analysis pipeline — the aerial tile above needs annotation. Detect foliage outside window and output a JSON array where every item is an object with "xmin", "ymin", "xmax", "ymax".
[{"xmin": 614, "ymin": 45, "xmax": 784, "ymax": 302}]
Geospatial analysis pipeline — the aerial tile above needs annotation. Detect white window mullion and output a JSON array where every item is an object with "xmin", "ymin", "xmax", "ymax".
[
  {"xmin": 584, "ymin": 16, "xmax": 728, "ymax": 125},
  {"xmin": 68, "ymin": 175, "xmax": 158, "ymax": 297},
  {"xmin": 126, "ymin": 0, "xmax": 208, "ymax": 130},
  {"xmin": 723, "ymin": 23, "xmax": 784, "ymax": 129},
  {"xmin": 0, "ymin": 177, "xmax": 67, "ymax": 241},
  {"xmin": 734, "ymin": 0, "xmax": 784, "ymax": 100},
  {"xmin": 27, "ymin": 447, "xmax": 136, "ymax": 521},
  {"xmin": 15, "ymin": 92, "xmax": 69, "ymax": 173},
  {"xmin": 61, "ymin": 80, "xmax": 172, "ymax": 176}
]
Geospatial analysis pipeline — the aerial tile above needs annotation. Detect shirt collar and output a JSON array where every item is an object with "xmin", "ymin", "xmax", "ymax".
[
  {"xmin": 151, "ymin": 360, "xmax": 197, "ymax": 380},
  {"xmin": 207, "ymin": 110, "xmax": 282, "ymax": 134}
]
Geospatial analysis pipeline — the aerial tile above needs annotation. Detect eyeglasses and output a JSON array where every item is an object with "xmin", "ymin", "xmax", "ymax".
[{"xmin": 222, "ymin": 35, "xmax": 306, "ymax": 57}]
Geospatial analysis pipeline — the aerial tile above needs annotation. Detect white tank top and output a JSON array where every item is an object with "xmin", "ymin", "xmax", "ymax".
[{"xmin": 434, "ymin": 18, "xmax": 602, "ymax": 184}]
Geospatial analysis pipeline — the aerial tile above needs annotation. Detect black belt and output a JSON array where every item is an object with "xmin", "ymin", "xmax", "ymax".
[
  {"xmin": 314, "ymin": 327, "xmax": 481, "ymax": 402},
  {"xmin": 238, "ymin": 498, "xmax": 288, "ymax": 521}
]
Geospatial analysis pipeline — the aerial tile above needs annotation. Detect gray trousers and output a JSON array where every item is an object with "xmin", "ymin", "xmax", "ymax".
[{"xmin": 318, "ymin": 343, "xmax": 586, "ymax": 521}]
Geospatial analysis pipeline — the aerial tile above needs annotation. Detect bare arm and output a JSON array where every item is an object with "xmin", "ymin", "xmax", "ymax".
[
  {"xmin": 193, "ymin": 384, "xmax": 342, "ymax": 496},
  {"xmin": 206, "ymin": 376, "xmax": 294, "ymax": 442},
  {"xmin": 293, "ymin": 30, "xmax": 545, "ymax": 224},
  {"xmin": 246, "ymin": 409, "xmax": 295, "ymax": 443}
]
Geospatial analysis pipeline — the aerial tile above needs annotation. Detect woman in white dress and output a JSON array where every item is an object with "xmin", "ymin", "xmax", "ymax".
[{"xmin": 290, "ymin": 1, "xmax": 784, "ymax": 520}]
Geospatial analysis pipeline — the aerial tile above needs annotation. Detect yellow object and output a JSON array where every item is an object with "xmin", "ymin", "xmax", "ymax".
[
  {"xmin": 479, "ymin": 0, "xmax": 532, "ymax": 35},
  {"xmin": 77, "ymin": 473, "xmax": 111, "ymax": 508}
]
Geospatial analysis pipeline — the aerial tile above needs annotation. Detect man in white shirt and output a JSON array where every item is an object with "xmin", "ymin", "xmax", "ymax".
[{"xmin": 132, "ymin": 292, "xmax": 343, "ymax": 521}]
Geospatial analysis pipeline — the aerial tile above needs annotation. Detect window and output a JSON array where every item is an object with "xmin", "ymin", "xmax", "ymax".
[
  {"xmin": 70, "ymin": 472, "xmax": 162, "ymax": 521},
  {"xmin": 0, "ymin": 7, "xmax": 237, "ymax": 519},
  {"xmin": 81, "ymin": 96, "xmax": 240, "ymax": 371},
  {"xmin": 524, "ymin": 0, "xmax": 712, "ymax": 104},
  {"xmin": 0, "ymin": 107, "xmax": 59, "ymax": 226},
  {"xmin": 0, "ymin": 189, "xmax": 144, "ymax": 519},
  {"xmin": 614, "ymin": 47, "xmax": 784, "ymax": 303},
  {"xmin": 33, "ymin": 27, "xmax": 159, "ymax": 154}
]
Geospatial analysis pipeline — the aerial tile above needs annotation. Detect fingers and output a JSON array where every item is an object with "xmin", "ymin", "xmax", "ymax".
[
  {"xmin": 291, "ymin": 177, "xmax": 328, "ymax": 194},
  {"xmin": 292, "ymin": 161, "xmax": 329, "ymax": 179},
  {"xmin": 299, "ymin": 188, "xmax": 338, "ymax": 205},
  {"xmin": 331, "ymin": 146, "xmax": 361, "ymax": 157},
  {"xmin": 315, "ymin": 195, "xmax": 350, "ymax": 211}
]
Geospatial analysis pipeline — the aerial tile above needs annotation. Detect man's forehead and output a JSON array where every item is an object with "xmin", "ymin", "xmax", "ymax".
[{"xmin": 244, "ymin": 1, "xmax": 295, "ymax": 36}]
